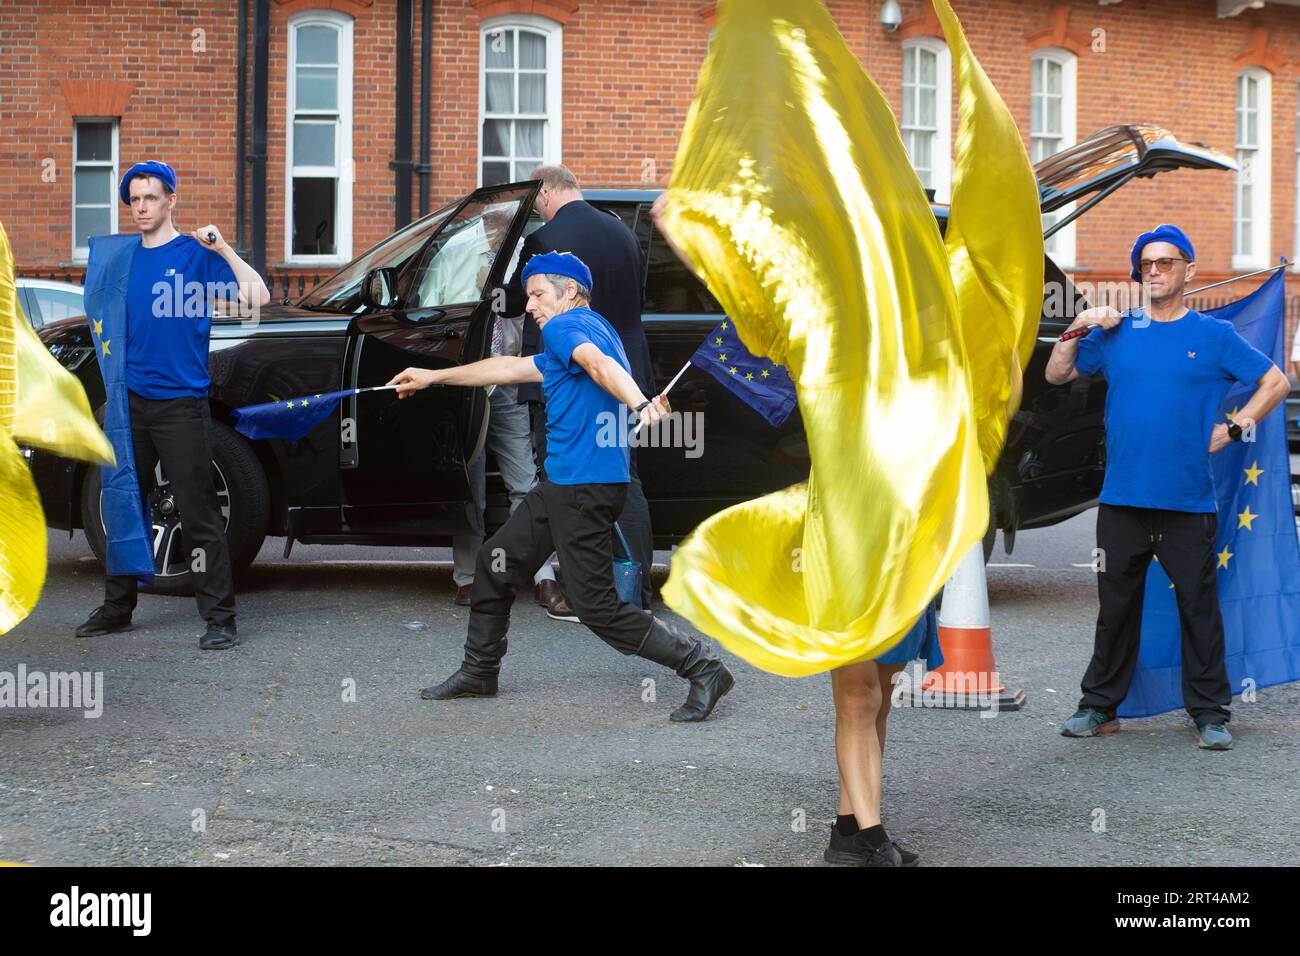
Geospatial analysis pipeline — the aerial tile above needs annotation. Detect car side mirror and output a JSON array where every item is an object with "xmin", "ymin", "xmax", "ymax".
[{"xmin": 361, "ymin": 267, "xmax": 401, "ymax": 310}]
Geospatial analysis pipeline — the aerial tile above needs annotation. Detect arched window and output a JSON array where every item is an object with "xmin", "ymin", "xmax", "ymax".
[
  {"xmin": 285, "ymin": 10, "xmax": 354, "ymax": 263},
  {"xmin": 1234, "ymin": 67, "xmax": 1271, "ymax": 270},
  {"xmin": 900, "ymin": 37, "xmax": 951, "ymax": 203},
  {"xmin": 1031, "ymin": 48, "xmax": 1077, "ymax": 267},
  {"xmin": 480, "ymin": 16, "xmax": 563, "ymax": 186}
]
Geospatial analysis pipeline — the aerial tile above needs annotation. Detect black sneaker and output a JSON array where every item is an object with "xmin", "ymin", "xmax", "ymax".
[
  {"xmin": 823, "ymin": 823, "xmax": 903, "ymax": 867},
  {"xmin": 75, "ymin": 606, "xmax": 133, "ymax": 638},
  {"xmin": 199, "ymin": 623, "xmax": 239, "ymax": 650}
]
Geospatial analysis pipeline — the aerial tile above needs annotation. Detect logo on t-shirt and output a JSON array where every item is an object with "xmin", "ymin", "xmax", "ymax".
[
  {"xmin": 165, "ymin": 267, "xmax": 176, "ymax": 276},
  {"xmin": 1187, "ymin": 351, "xmax": 1196, "ymax": 359}
]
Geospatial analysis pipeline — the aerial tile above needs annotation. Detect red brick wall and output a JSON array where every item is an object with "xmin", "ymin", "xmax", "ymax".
[{"xmin": 4, "ymin": 0, "xmax": 1300, "ymax": 350}]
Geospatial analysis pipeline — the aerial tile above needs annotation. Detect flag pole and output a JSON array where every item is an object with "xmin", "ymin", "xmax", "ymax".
[
  {"xmin": 633, "ymin": 360, "xmax": 692, "ymax": 435},
  {"xmin": 1060, "ymin": 260, "xmax": 1291, "ymax": 342}
]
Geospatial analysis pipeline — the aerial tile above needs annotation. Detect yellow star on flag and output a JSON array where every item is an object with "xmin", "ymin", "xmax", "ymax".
[
  {"xmin": 101, "ymin": 339, "xmax": 110, "ymax": 356},
  {"xmin": 301, "ymin": 400, "xmax": 310, "ymax": 407},
  {"xmin": 92, "ymin": 319, "xmax": 103, "ymax": 336},
  {"xmin": 745, "ymin": 372, "xmax": 754, "ymax": 380},
  {"xmin": 714, "ymin": 337, "xmax": 723, "ymax": 345},
  {"xmin": 1243, "ymin": 461, "xmax": 1264, "ymax": 485},
  {"xmin": 286, "ymin": 401, "xmax": 295, "ymax": 409},
  {"xmin": 729, "ymin": 366, "xmax": 737, "ymax": 375},
  {"xmin": 1216, "ymin": 546, "xmax": 1233, "ymax": 569},
  {"xmin": 718, "ymin": 353, "xmax": 727, "ymax": 362},
  {"xmin": 720, "ymin": 321, "xmax": 728, "ymax": 330},
  {"xmin": 1225, "ymin": 406, "xmax": 1240, "ymax": 422},
  {"xmin": 1237, "ymin": 506, "xmax": 1258, "ymax": 531},
  {"xmin": 760, "ymin": 369, "xmax": 770, "ymax": 378}
]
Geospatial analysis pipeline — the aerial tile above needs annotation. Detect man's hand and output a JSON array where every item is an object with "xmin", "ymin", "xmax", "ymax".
[
  {"xmin": 638, "ymin": 393, "xmax": 672, "ymax": 430},
  {"xmin": 193, "ymin": 225, "xmax": 229, "ymax": 254},
  {"xmin": 1067, "ymin": 305, "xmax": 1124, "ymax": 334},
  {"xmin": 1208, "ymin": 423, "xmax": 1231, "ymax": 454},
  {"xmin": 650, "ymin": 192, "xmax": 668, "ymax": 228},
  {"xmin": 388, "ymin": 367, "xmax": 442, "ymax": 398}
]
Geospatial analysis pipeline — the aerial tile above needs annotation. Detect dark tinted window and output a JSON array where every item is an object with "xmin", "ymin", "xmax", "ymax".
[{"xmin": 643, "ymin": 226, "xmax": 722, "ymax": 315}]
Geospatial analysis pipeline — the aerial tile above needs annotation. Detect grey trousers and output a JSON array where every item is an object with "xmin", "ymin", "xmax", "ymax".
[{"xmin": 453, "ymin": 388, "xmax": 556, "ymax": 587}]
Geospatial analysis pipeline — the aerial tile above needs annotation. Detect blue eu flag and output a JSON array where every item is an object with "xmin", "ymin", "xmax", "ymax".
[
  {"xmin": 688, "ymin": 320, "xmax": 797, "ymax": 427},
  {"xmin": 233, "ymin": 389, "xmax": 355, "ymax": 442},
  {"xmin": 1122, "ymin": 269, "xmax": 1300, "ymax": 717}
]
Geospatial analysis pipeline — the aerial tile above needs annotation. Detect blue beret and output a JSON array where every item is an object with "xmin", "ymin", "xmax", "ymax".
[
  {"xmin": 1130, "ymin": 224, "xmax": 1194, "ymax": 281},
  {"xmin": 119, "ymin": 160, "xmax": 177, "ymax": 205},
  {"xmin": 521, "ymin": 251, "xmax": 594, "ymax": 294}
]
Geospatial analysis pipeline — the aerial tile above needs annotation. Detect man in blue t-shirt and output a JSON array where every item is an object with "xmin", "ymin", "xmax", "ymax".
[
  {"xmin": 77, "ymin": 160, "xmax": 270, "ymax": 649},
  {"xmin": 1045, "ymin": 224, "xmax": 1291, "ymax": 749},
  {"xmin": 390, "ymin": 251, "xmax": 734, "ymax": 722}
]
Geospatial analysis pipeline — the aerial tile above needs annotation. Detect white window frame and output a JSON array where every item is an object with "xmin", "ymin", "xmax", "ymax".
[
  {"xmin": 1234, "ymin": 67, "xmax": 1271, "ymax": 271},
  {"xmin": 900, "ymin": 37, "xmax": 952, "ymax": 204},
  {"xmin": 1031, "ymin": 48, "xmax": 1077, "ymax": 268},
  {"xmin": 72, "ymin": 117, "xmax": 119, "ymax": 262},
  {"xmin": 479, "ymin": 15, "xmax": 563, "ymax": 187},
  {"xmin": 284, "ymin": 10, "xmax": 354, "ymax": 266},
  {"xmin": 1293, "ymin": 81, "xmax": 1300, "ymax": 273}
]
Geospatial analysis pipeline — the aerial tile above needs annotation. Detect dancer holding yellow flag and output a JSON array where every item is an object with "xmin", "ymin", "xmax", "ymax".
[
  {"xmin": 655, "ymin": 0, "xmax": 1042, "ymax": 864},
  {"xmin": 0, "ymin": 219, "xmax": 115, "ymax": 635}
]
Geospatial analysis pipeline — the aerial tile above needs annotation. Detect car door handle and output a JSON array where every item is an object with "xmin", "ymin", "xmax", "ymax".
[{"xmin": 419, "ymin": 327, "xmax": 461, "ymax": 340}]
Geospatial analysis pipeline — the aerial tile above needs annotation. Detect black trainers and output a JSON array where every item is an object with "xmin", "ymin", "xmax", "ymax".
[
  {"xmin": 823, "ymin": 823, "xmax": 904, "ymax": 867},
  {"xmin": 199, "ymin": 623, "xmax": 239, "ymax": 650},
  {"xmin": 75, "ymin": 606, "xmax": 133, "ymax": 638}
]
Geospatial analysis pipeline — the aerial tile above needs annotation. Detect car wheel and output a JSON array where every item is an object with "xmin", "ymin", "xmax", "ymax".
[{"xmin": 81, "ymin": 420, "xmax": 270, "ymax": 596}]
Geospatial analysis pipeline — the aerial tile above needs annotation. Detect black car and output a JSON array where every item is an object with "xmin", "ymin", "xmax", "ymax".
[{"xmin": 30, "ymin": 125, "xmax": 1236, "ymax": 594}]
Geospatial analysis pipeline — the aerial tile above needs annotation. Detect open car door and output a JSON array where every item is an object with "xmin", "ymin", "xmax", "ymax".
[{"xmin": 338, "ymin": 181, "xmax": 540, "ymax": 536}]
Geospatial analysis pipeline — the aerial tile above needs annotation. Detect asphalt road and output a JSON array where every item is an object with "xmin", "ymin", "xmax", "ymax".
[{"xmin": 1, "ymin": 512, "xmax": 1297, "ymax": 866}]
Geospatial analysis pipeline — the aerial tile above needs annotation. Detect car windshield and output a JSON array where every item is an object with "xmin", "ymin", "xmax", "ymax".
[
  {"xmin": 400, "ymin": 186, "xmax": 535, "ymax": 310},
  {"xmin": 298, "ymin": 202, "xmax": 458, "ymax": 313}
]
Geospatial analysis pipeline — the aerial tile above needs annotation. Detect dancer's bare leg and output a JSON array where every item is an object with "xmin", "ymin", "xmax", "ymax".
[
  {"xmin": 876, "ymin": 662, "xmax": 905, "ymax": 757},
  {"xmin": 832, "ymin": 659, "xmax": 884, "ymax": 828}
]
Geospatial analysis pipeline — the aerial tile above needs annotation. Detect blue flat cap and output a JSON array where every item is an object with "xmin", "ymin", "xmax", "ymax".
[
  {"xmin": 1130, "ymin": 224, "xmax": 1194, "ymax": 281},
  {"xmin": 119, "ymin": 160, "xmax": 177, "ymax": 205},
  {"xmin": 521, "ymin": 251, "xmax": 593, "ymax": 294}
]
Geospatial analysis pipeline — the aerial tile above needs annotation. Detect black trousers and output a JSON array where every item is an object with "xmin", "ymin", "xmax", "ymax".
[
  {"xmin": 533, "ymin": 400, "xmax": 654, "ymax": 607},
  {"xmin": 460, "ymin": 480, "xmax": 654, "ymax": 679},
  {"xmin": 1078, "ymin": 504, "xmax": 1230, "ymax": 723},
  {"xmin": 103, "ymin": 391, "xmax": 236, "ymax": 627}
]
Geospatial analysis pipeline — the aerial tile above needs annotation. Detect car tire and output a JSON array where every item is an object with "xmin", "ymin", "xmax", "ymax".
[{"xmin": 81, "ymin": 419, "xmax": 270, "ymax": 597}]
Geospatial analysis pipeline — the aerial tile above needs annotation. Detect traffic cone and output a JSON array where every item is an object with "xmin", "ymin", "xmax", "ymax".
[{"xmin": 920, "ymin": 542, "xmax": 1025, "ymax": 711}]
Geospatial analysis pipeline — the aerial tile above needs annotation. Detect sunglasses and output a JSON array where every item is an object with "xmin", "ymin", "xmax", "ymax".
[{"xmin": 1138, "ymin": 257, "xmax": 1189, "ymax": 274}]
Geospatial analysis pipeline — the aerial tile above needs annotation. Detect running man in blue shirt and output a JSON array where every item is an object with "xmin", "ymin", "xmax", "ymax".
[
  {"xmin": 390, "ymin": 252, "xmax": 734, "ymax": 721},
  {"xmin": 1045, "ymin": 224, "xmax": 1291, "ymax": 749}
]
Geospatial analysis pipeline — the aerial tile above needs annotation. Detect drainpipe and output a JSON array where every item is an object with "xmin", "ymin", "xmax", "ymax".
[
  {"xmin": 236, "ymin": 0, "xmax": 248, "ymax": 258},
  {"xmin": 251, "ymin": 0, "xmax": 270, "ymax": 281},
  {"xmin": 418, "ymin": 0, "xmax": 432, "ymax": 216},
  {"xmin": 393, "ymin": 0, "xmax": 413, "ymax": 228}
]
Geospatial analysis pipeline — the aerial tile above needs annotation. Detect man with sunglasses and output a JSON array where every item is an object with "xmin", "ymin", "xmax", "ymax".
[{"xmin": 1045, "ymin": 224, "xmax": 1291, "ymax": 749}]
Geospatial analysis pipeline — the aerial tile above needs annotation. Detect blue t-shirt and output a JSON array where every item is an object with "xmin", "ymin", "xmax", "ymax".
[
  {"xmin": 1076, "ymin": 309, "xmax": 1275, "ymax": 513},
  {"xmin": 532, "ymin": 307, "xmax": 633, "ymax": 485},
  {"xmin": 124, "ymin": 235, "xmax": 237, "ymax": 399}
]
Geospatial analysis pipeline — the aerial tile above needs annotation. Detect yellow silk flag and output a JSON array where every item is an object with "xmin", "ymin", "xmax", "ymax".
[
  {"xmin": 0, "ymin": 220, "xmax": 114, "ymax": 634},
  {"xmin": 659, "ymin": 0, "xmax": 1042, "ymax": 676}
]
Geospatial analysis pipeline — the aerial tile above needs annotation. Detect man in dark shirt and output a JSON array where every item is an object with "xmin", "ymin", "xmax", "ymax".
[{"xmin": 503, "ymin": 165, "xmax": 657, "ymax": 610}]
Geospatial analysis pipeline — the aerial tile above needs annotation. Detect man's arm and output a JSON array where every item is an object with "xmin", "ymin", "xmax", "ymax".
[
  {"xmin": 570, "ymin": 343, "xmax": 670, "ymax": 428},
  {"xmin": 388, "ymin": 355, "xmax": 542, "ymax": 398},
  {"xmin": 1208, "ymin": 365, "xmax": 1291, "ymax": 453},
  {"xmin": 195, "ymin": 225, "xmax": 271, "ymax": 307},
  {"xmin": 1045, "ymin": 306, "xmax": 1123, "ymax": 385}
]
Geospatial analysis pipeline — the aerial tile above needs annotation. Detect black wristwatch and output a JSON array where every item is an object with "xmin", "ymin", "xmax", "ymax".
[
  {"xmin": 634, "ymin": 400, "xmax": 651, "ymax": 413},
  {"xmin": 1227, "ymin": 422, "xmax": 1244, "ymax": 442}
]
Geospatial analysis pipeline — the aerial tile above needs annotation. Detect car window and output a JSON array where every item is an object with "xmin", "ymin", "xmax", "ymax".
[
  {"xmin": 299, "ymin": 202, "xmax": 458, "ymax": 312},
  {"xmin": 15, "ymin": 288, "xmax": 39, "ymax": 327},
  {"xmin": 644, "ymin": 226, "xmax": 722, "ymax": 315},
  {"xmin": 403, "ymin": 187, "xmax": 533, "ymax": 310},
  {"xmin": 32, "ymin": 288, "xmax": 85, "ymax": 325}
]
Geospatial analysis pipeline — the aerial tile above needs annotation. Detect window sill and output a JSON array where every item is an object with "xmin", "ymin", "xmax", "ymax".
[
  {"xmin": 1231, "ymin": 256, "xmax": 1269, "ymax": 272},
  {"xmin": 277, "ymin": 259, "xmax": 348, "ymax": 270}
]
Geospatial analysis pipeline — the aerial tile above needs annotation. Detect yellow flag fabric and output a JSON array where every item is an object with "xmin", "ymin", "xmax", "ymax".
[
  {"xmin": 0, "ymin": 219, "xmax": 114, "ymax": 634},
  {"xmin": 936, "ymin": 0, "xmax": 1043, "ymax": 472},
  {"xmin": 659, "ymin": 0, "xmax": 1041, "ymax": 676}
]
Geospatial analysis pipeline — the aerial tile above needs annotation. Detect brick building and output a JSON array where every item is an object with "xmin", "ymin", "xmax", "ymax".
[{"xmin": 3, "ymin": 0, "xmax": 1300, "ymax": 346}]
